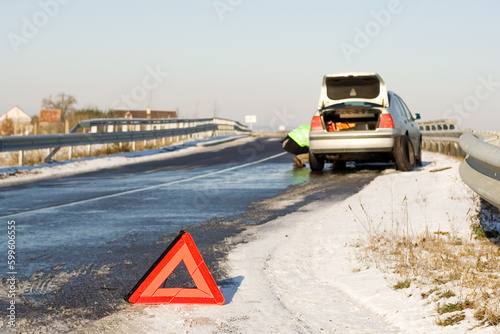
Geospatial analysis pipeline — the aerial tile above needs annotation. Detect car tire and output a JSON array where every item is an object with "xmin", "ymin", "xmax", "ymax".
[
  {"xmin": 393, "ymin": 135, "xmax": 415, "ymax": 171},
  {"xmin": 309, "ymin": 151, "xmax": 325, "ymax": 171},
  {"xmin": 416, "ymin": 136, "xmax": 423, "ymax": 167}
]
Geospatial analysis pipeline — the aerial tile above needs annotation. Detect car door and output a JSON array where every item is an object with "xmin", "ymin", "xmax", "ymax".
[{"xmin": 394, "ymin": 94, "xmax": 420, "ymax": 149}]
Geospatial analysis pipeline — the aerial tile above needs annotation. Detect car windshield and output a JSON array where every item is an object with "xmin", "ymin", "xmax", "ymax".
[{"xmin": 324, "ymin": 101, "xmax": 381, "ymax": 109}]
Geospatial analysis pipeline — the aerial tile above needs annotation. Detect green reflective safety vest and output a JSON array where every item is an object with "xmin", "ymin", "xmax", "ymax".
[{"xmin": 288, "ymin": 125, "xmax": 310, "ymax": 147}]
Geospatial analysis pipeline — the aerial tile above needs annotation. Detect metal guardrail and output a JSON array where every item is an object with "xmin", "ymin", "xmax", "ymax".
[
  {"xmin": 421, "ymin": 131, "xmax": 466, "ymax": 157},
  {"xmin": 402, "ymin": 114, "xmax": 500, "ymax": 210},
  {"xmin": 421, "ymin": 129, "xmax": 500, "ymax": 158},
  {"xmin": 459, "ymin": 132, "xmax": 500, "ymax": 209},
  {"xmin": 0, "ymin": 124, "xmax": 218, "ymax": 151},
  {"xmin": 0, "ymin": 117, "xmax": 250, "ymax": 164},
  {"xmin": 418, "ymin": 119, "xmax": 500, "ymax": 209}
]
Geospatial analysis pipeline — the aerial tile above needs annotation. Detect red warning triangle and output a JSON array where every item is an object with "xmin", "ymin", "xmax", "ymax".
[{"xmin": 127, "ymin": 231, "xmax": 225, "ymax": 305}]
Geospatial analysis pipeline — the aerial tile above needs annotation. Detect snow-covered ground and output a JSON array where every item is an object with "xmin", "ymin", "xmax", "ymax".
[
  {"xmin": 2, "ymin": 139, "xmax": 496, "ymax": 333},
  {"xmin": 69, "ymin": 151, "xmax": 498, "ymax": 334}
]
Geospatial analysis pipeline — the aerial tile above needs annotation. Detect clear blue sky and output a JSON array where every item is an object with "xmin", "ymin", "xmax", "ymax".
[{"xmin": 2, "ymin": 0, "xmax": 500, "ymax": 131}]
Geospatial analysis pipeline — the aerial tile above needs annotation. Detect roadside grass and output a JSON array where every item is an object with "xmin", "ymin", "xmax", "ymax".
[{"xmin": 351, "ymin": 201, "xmax": 500, "ymax": 328}]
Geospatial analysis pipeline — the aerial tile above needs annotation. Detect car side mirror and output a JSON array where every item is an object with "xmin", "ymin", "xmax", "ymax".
[{"xmin": 414, "ymin": 113, "xmax": 421, "ymax": 120}]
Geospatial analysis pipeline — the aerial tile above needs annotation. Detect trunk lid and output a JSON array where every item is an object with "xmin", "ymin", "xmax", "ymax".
[{"xmin": 318, "ymin": 72, "xmax": 389, "ymax": 109}]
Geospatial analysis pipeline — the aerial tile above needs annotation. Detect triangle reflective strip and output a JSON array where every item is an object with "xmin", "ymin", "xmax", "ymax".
[
  {"xmin": 127, "ymin": 232, "xmax": 225, "ymax": 305},
  {"xmin": 350, "ymin": 88, "xmax": 357, "ymax": 96}
]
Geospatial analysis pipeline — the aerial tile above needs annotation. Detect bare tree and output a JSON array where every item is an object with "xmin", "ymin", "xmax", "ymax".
[{"xmin": 41, "ymin": 93, "xmax": 77, "ymax": 121}]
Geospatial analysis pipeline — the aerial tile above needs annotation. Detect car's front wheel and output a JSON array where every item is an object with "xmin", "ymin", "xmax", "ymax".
[
  {"xmin": 393, "ymin": 135, "xmax": 415, "ymax": 171},
  {"xmin": 309, "ymin": 151, "xmax": 325, "ymax": 171}
]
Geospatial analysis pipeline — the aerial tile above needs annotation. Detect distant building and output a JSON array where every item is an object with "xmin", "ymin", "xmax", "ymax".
[
  {"xmin": 39, "ymin": 109, "xmax": 62, "ymax": 122},
  {"xmin": 38, "ymin": 108, "xmax": 64, "ymax": 134},
  {"xmin": 114, "ymin": 108, "xmax": 178, "ymax": 119},
  {"xmin": 0, "ymin": 106, "xmax": 32, "ymax": 123},
  {"xmin": 0, "ymin": 106, "xmax": 33, "ymax": 135}
]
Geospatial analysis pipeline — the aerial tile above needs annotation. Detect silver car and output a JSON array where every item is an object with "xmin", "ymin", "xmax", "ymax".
[{"xmin": 308, "ymin": 72, "xmax": 421, "ymax": 171}]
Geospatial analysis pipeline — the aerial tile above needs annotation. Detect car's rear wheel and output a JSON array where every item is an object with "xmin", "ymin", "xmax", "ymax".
[
  {"xmin": 309, "ymin": 151, "xmax": 325, "ymax": 171},
  {"xmin": 416, "ymin": 136, "xmax": 423, "ymax": 167},
  {"xmin": 393, "ymin": 135, "xmax": 415, "ymax": 171}
]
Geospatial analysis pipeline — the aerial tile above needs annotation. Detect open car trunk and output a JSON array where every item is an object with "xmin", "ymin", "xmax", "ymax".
[{"xmin": 321, "ymin": 107, "xmax": 381, "ymax": 132}]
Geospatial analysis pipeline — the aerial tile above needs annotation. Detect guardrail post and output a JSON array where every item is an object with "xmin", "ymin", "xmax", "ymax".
[
  {"xmin": 18, "ymin": 150, "xmax": 23, "ymax": 166},
  {"xmin": 44, "ymin": 122, "xmax": 82, "ymax": 162}
]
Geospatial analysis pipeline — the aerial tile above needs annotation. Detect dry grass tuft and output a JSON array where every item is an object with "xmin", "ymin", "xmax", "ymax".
[
  {"xmin": 436, "ymin": 313, "xmax": 466, "ymax": 327},
  {"xmin": 393, "ymin": 278, "xmax": 411, "ymax": 290},
  {"xmin": 436, "ymin": 300, "xmax": 474, "ymax": 315}
]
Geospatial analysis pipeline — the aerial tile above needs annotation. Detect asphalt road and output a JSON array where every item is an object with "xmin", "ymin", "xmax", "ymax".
[{"xmin": 0, "ymin": 137, "xmax": 383, "ymax": 331}]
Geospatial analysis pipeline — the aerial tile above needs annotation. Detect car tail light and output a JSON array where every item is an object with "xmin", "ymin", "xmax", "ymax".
[
  {"xmin": 378, "ymin": 114, "xmax": 395, "ymax": 128},
  {"xmin": 310, "ymin": 116, "xmax": 323, "ymax": 131}
]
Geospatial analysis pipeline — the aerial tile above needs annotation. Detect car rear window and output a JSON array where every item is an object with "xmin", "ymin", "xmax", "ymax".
[{"xmin": 326, "ymin": 76, "xmax": 380, "ymax": 100}]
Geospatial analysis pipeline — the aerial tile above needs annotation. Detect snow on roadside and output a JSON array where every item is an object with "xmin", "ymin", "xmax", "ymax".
[{"xmin": 76, "ymin": 151, "xmax": 496, "ymax": 334}]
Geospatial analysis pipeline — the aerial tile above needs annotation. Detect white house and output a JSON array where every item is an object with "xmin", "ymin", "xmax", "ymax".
[{"xmin": 0, "ymin": 106, "xmax": 32, "ymax": 123}]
